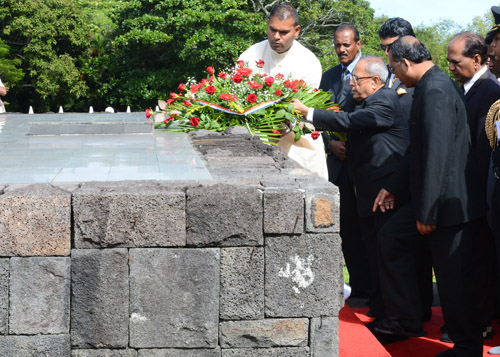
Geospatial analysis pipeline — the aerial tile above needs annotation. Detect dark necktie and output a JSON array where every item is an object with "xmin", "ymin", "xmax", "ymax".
[{"xmin": 342, "ymin": 67, "xmax": 350, "ymax": 89}]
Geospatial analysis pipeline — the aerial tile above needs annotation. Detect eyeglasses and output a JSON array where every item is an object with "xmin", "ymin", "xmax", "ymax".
[
  {"xmin": 380, "ymin": 43, "xmax": 393, "ymax": 52},
  {"xmin": 350, "ymin": 74, "xmax": 373, "ymax": 85}
]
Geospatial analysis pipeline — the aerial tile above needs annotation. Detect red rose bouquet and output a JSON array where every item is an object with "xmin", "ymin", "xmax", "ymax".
[{"xmin": 149, "ymin": 60, "xmax": 341, "ymax": 145}]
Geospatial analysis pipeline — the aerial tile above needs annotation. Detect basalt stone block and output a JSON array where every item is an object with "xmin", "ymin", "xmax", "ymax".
[
  {"xmin": 265, "ymin": 233, "xmax": 343, "ymax": 317},
  {"xmin": 9, "ymin": 257, "xmax": 70, "ymax": 334},
  {"xmin": 219, "ymin": 319, "xmax": 308, "ymax": 348},
  {"xmin": 129, "ymin": 248, "xmax": 219, "ymax": 348},
  {"xmin": 0, "ymin": 259, "xmax": 7, "ymax": 334},
  {"xmin": 72, "ymin": 350, "xmax": 138, "ymax": 357},
  {"xmin": 220, "ymin": 247, "xmax": 264, "ymax": 320},
  {"xmin": 305, "ymin": 190, "xmax": 338, "ymax": 233},
  {"xmin": 264, "ymin": 189, "xmax": 304, "ymax": 234},
  {"xmin": 186, "ymin": 184, "xmax": 263, "ymax": 246},
  {"xmin": 310, "ymin": 316, "xmax": 338, "ymax": 357},
  {"xmin": 0, "ymin": 334, "xmax": 70, "ymax": 356},
  {"xmin": 221, "ymin": 347, "xmax": 310, "ymax": 357},
  {"xmin": 73, "ymin": 183, "xmax": 186, "ymax": 248},
  {"xmin": 71, "ymin": 249, "xmax": 129, "ymax": 348},
  {"xmin": 138, "ymin": 348, "xmax": 221, "ymax": 357},
  {"xmin": 0, "ymin": 184, "xmax": 71, "ymax": 256}
]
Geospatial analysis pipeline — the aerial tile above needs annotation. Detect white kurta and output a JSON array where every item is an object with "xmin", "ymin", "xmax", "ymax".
[{"xmin": 239, "ymin": 40, "xmax": 328, "ymax": 180}]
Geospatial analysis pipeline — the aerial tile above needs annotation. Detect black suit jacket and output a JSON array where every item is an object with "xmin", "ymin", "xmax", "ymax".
[
  {"xmin": 319, "ymin": 64, "xmax": 357, "ymax": 184},
  {"xmin": 464, "ymin": 69, "xmax": 500, "ymax": 207},
  {"xmin": 385, "ymin": 73, "xmax": 414, "ymax": 122},
  {"xmin": 313, "ymin": 88, "xmax": 409, "ymax": 217},
  {"xmin": 386, "ymin": 65, "xmax": 483, "ymax": 226}
]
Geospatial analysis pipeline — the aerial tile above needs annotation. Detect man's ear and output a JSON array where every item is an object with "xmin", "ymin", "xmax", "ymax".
[{"xmin": 295, "ymin": 25, "xmax": 301, "ymax": 38}]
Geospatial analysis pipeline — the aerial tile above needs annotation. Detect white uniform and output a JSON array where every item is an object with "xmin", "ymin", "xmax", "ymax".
[
  {"xmin": 239, "ymin": 40, "xmax": 328, "ymax": 180},
  {"xmin": 0, "ymin": 79, "xmax": 5, "ymax": 113}
]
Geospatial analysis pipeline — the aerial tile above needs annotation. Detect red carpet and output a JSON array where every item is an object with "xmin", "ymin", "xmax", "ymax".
[{"xmin": 339, "ymin": 305, "xmax": 500, "ymax": 356}]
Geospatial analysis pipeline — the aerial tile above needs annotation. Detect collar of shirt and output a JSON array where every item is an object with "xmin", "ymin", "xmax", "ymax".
[
  {"xmin": 341, "ymin": 52, "xmax": 362, "ymax": 79},
  {"xmin": 463, "ymin": 65, "xmax": 487, "ymax": 94}
]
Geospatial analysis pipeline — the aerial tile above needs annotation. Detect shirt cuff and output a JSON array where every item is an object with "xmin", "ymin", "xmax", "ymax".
[{"xmin": 306, "ymin": 108, "xmax": 314, "ymax": 123}]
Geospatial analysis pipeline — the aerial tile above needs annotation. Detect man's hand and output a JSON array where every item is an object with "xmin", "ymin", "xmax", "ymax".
[
  {"xmin": 372, "ymin": 188, "xmax": 395, "ymax": 213},
  {"xmin": 416, "ymin": 221, "xmax": 436, "ymax": 235},
  {"xmin": 291, "ymin": 98, "xmax": 309, "ymax": 117},
  {"xmin": 330, "ymin": 140, "xmax": 347, "ymax": 160}
]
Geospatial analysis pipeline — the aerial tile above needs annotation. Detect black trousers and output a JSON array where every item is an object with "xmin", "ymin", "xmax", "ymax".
[
  {"xmin": 429, "ymin": 220, "xmax": 483, "ymax": 357},
  {"xmin": 334, "ymin": 162, "xmax": 371, "ymax": 296},
  {"xmin": 377, "ymin": 201, "xmax": 433, "ymax": 329}
]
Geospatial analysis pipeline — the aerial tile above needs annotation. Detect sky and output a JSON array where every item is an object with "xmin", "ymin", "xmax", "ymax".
[{"xmin": 368, "ymin": 0, "xmax": 497, "ymax": 27}]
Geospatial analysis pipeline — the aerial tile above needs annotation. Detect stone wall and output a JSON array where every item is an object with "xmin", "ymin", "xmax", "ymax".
[{"xmin": 0, "ymin": 131, "xmax": 343, "ymax": 356}]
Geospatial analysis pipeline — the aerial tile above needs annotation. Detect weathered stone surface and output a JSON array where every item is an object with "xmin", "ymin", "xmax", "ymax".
[
  {"xmin": 221, "ymin": 347, "xmax": 310, "ymax": 357},
  {"xmin": 0, "ymin": 259, "xmax": 7, "ymax": 334},
  {"xmin": 265, "ymin": 233, "xmax": 343, "ymax": 317},
  {"xmin": 73, "ymin": 183, "xmax": 186, "ymax": 248},
  {"xmin": 0, "ymin": 184, "xmax": 71, "ymax": 256},
  {"xmin": 0, "ymin": 334, "xmax": 70, "ymax": 356},
  {"xmin": 219, "ymin": 319, "xmax": 308, "ymax": 348},
  {"xmin": 71, "ymin": 249, "xmax": 129, "ymax": 348},
  {"xmin": 264, "ymin": 189, "xmax": 304, "ymax": 234},
  {"xmin": 138, "ymin": 348, "xmax": 221, "ymax": 357},
  {"xmin": 310, "ymin": 316, "xmax": 339, "ymax": 357},
  {"xmin": 220, "ymin": 247, "xmax": 264, "ymax": 320},
  {"xmin": 9, "ymin": 257, "xmax": 70, "ymax": 334},
  {"xmin": 129, "ymin": 248, "xmax": 219, "ymax": 348},
  {"xmin": 305, "ymin": 190, "xmax": 339, "ymax": 233},
  {"xmin": 186, "ymin": 184, "xmax": 263, "ymax": 246},
  {"xmin": 72, "ymin": 350, "xmax": 137, "ymax": 357}
]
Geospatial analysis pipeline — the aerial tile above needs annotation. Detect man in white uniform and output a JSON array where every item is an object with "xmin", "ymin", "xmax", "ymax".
[
  {"xmin": 0, "ymin": 79, "xmax": 6, "ymax": 113},
  {"xmin": 238, "ymin": 3, "xmax": 327, "ymax": 179}
]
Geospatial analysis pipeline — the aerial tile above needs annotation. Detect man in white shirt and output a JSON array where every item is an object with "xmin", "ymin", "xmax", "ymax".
[{"xmin": 238, "ymin": 3, "xmax": 327, "ymax": 179}]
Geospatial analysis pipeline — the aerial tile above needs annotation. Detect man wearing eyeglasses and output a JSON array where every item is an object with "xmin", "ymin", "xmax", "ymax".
[
  {"xmin": 374, "ymin": 36, "xmax": 484, "ymax": 357},
  {"xmin": 317, "ymin": 24, "xmax": 372, "ymax": 303},
  {"xmin": 292, "ymin": 55, "xmax": 410, "ymax": 334}
]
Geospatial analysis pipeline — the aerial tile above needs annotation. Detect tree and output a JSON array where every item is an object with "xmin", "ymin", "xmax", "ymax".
[
  {"xmin": 0, "ymin": 0, "xmax": 91, "ymax": 112},
  {"xmin": 0, "ymin": 39, "xmax": 23, "ymax": 88}
]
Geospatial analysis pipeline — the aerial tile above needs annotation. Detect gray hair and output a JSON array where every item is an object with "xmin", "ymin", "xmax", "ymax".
[{"xmin": 360, "ymin": 55, "xmax": 389, "ymax": 83}]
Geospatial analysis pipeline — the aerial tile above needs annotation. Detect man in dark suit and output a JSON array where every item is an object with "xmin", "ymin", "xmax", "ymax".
[
  {"xmin": 378, "ymin": 17, "xmax": 434, "ymax": 326},
  {"xmin": 293, "ymin": 55, "xmax": 410, "ymax": 324},
  {"xmin": 374, "ymin": 36, "xmax": 484, "ymax": 357},
  {"xmin": 319, "ymin": 24, "xmax": 371, "ymax": 299},
  {"xmin": 447, "ymin": 31, "xmax": 500, "ymax": 342}
]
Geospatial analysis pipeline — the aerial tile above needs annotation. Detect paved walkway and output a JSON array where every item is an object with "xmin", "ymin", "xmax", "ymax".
[{"xmin": 0, "ymin": 112, "xmax": 212, "ymax": 183}]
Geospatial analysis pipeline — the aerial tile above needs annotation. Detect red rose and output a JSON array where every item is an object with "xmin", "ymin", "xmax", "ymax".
[
  {"xmin": 274, "ymin": 89, "xmax": 283, "ymax": 96},
  {"xmin": 292, "ymin": 86, "xmax": 299, "ymax": 93},
  {"xmin": 145, "ymin": 109, "xmax": 153, "ymax": 118},
  {"xmin": 219, "ymin": 72, "xmax": 228, "ymax": 79},
  {"xmin": 184, "ymin": 100, "xmax": 191, "ymax": 107},
  {"xmin": 284, "ymin": 80, "xmax": 292, "ymax": 88},
  {"xmin": 166, "ymin": 98, "xmax": 175, "ymax": 105},
  {"xmin": 275, "ymin": 73, "xmax": 285, "ymax": 80},
  {"xmin": 207, "ymin": 66, "xmax": 215, "ymax": 75},
  {"xmin": 237, "ymin": 67, "xmax": 253, "ymax": 77},
  {"xmin": 327, "ymin": 105, "xmax": 341, "ymax": 112},
  {"xmin": 191, "ymin": 83, "xmax": 203, "ymax": 93},
  {"xmin": 248, "ymin": 81, "xmax": 263, "ymax": 90},
  {"xmin": 232, "ymin": 74, "xmax": 243, "ymax": 83},
  {"xmin": 190, "ymin": 117, "xmax": 200, "ymax": 127},
  {"xmin": 311, "ymin": 131, "xmax": 320, "ymax": 140},
  {"xmin": 209, "ymin": 76, "xmax": 215, "ymax": 83},
  {"xmin": 170, "ymin": 92, "xmax": 179, "ymax": 99},
  {"xmin": 237, "ymin": 60, "xmax": 244, "ymax": 68},
  {"xmin": 200, "ymin": 78, "xmax": 209, "ymax": 85},
  {"xmin": 313, "ymin": 88, "xmax": 318, "ymax": 92},
  {"xmin": 264, "ymin": 76, "xmax": 275, "ymax": 86},
  {"xmin": 178, "ymin": 83, "xmax": 186, "ymax": 91},
  {"xmin": 219, "ymin": 93, "xmax": 230, "ymax": 102},
  {"xmin": 256, "ymin": 59, "xmax": 265, "ymax": 68},
  {"xmin": 230, "ymin": 94, "xmax": 237, "ymax": 101},
  {"xmin": 163, "ymin": 116, "xmax": 173, "ymax": 124},
  {"xmin": 247, "ymin": 93, "xmax": 257, "ymax": 103},
  {"xmin": 272, "ymin": 129, "xmax": 281, "ymax": 135},
  {"xmin": 205, "ymin": 85, "xmax": 216, "ymax": 95}
]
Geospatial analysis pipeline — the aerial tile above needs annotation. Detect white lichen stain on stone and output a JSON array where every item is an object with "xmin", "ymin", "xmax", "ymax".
[
  {"xmin": 278, "ymin": 255, "xmax": 315, "ymax": 295},
  {"xmin": 131, "ymin": 313, "xmax": 148, "ymax": 322}
]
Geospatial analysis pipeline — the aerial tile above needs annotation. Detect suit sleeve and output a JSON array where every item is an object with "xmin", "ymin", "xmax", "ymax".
[{"xmin": 312, "ymin": 93, "xmax": 395, "ymax": 132}]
